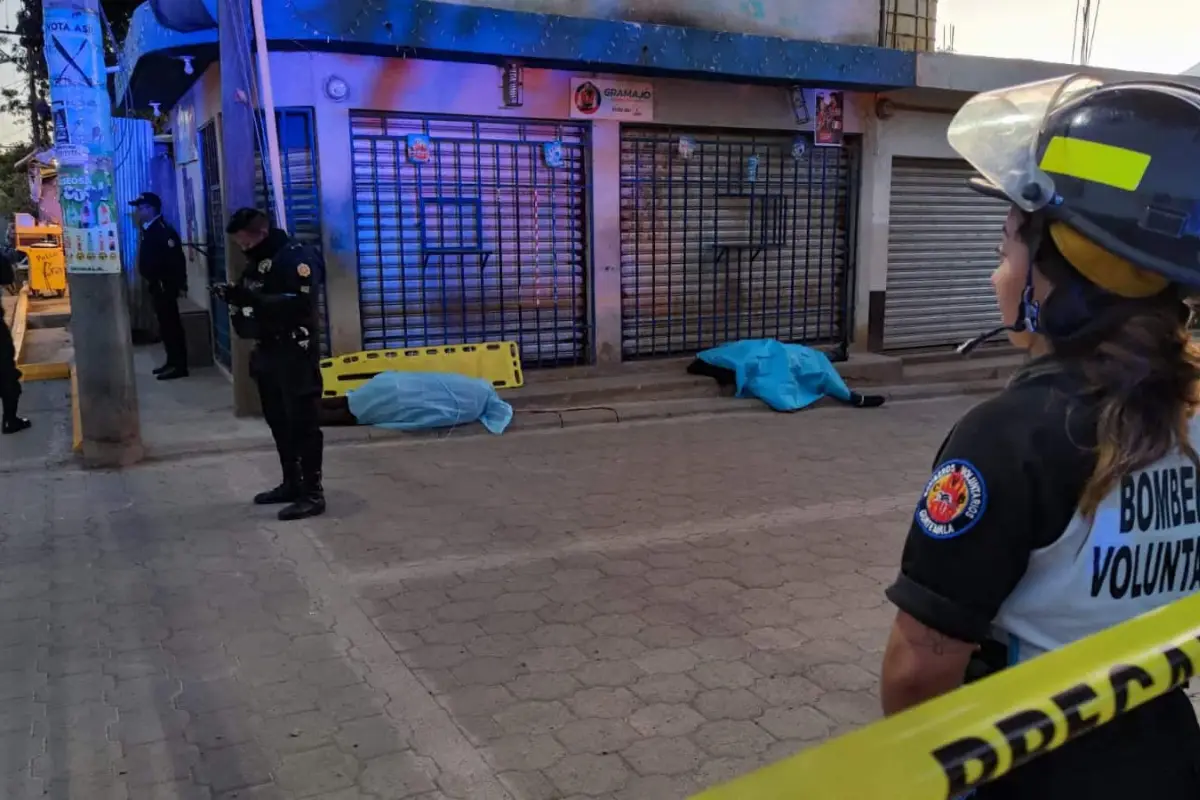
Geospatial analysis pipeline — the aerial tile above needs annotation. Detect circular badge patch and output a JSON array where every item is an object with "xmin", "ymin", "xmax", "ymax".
[
  {"xmin": 914, "ymin": 459, "xmax": 987, "ymax": 539},
  {"xmin": 297, "ymin": 263, "xmax": 311, "ymax": 278}
]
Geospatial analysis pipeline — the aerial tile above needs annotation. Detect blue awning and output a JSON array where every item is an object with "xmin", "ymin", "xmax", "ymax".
[{"xmin": 118, "ymin": 0, "xmax": 917, "ymax": 110}]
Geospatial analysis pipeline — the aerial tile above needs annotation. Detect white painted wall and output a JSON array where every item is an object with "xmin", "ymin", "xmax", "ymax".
[
  {"xmin": 268, "ymin": 51, "xmax": 869, "ymax": 359},
  {"xmin": 427, "ymin": 0, "xmax": 881, "ymax": 45},
  {"xmin": 853, "ymin": 101, "xmax": 959, "ymax": 348},
  {"xmin": 173, "ymin": 63, "xmax": 222, "ymax": 312}
]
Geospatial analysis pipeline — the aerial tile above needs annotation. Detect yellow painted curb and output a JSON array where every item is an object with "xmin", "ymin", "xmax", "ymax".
[
  {"xmin": 70, "ymin": 365, "xmax": 81, "ymax": 453},
  {"xmin": 20, "ymin": 361, "xmax": 71, "ymax": 381}
]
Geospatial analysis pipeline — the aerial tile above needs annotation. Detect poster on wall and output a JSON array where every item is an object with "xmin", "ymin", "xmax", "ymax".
[
  {"xmin": 182, "ymin": 166, "xmax": 201, "ymax": 268},
  {"xmin": 174, "ymin": 103, "xmax": 198, "ymax": 164},
  {"xmin": 44, "ymin": 5, "xmax": 122, "ymax": 274},
  {"xmin": 407, "ymin": 134, "xmax": 432, "ymax": 164},
  {"xmin": 569, "ymin": 78, "xmax": 654, "ymax": 121},
  {"xmin": 814, "ymin": 90, "xmax": 844, "ymax": 147}
]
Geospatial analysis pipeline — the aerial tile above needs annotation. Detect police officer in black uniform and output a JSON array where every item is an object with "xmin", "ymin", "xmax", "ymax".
[
  {"xmin": 881, "ymin": 75, "xmax": 1200, "ymax": 798},
  {"xmin": 214, "ymin": 208, "xmax": 325, "ymax": 521},
  {"xmin": 0, "ymin": 246, "xmax": 29, "ymax": 434},
  {"xmin": 131, "ymin": 192, "xmax": 189, "ymax": 380}
]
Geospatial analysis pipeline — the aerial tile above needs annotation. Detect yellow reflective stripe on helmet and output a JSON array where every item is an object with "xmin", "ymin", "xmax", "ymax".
[{"xmin": 1039, "ymin": 136, "xmax": 1151, "ymax": 192}]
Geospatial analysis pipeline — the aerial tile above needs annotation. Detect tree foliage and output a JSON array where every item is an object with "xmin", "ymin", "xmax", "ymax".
[
  {"xmin": 2, "ymin": 0, "xmax": 143, "ymax": 147},
  {"xmin": 0, "ymin": 147, "xmax": 35, "ymax": 223}
]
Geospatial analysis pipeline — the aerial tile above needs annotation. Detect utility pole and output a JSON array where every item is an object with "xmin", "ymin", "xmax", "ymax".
[
  {"xmin": 27, "ymin": 64, "xmax": 39, "ymax": 148},
  {"xmin": 42, "ymin": 0, "xmax": 143, "ymax": 466},
  {"xmin": 219, "ymin": 0, "xmax": 261, "ymax": 416}
]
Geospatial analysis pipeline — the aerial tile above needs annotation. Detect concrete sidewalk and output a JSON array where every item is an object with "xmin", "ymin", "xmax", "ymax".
[
  {"xmin": 115, "ymin": 346, "xmax": 1013, "ymax": 464},
  {"xmin": 8, "ymin": 338, "xmax": 1012, "ymax": 468}
]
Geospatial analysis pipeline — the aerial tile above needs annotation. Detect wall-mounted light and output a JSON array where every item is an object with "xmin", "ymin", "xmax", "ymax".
[
  {"xmin": 501, "ymin": 62, "xmax": 523, "ymax": 108},
  {"xmin": 324, "ymin": 75, "xmax": 349, "ymax": 102},
  {"xmin": 179, "ymin": 56, "xmax": 195, "ymax": 76},
  {"xmin": 150, "ymin": 102, "xmax": 162, "ymax": 117}
]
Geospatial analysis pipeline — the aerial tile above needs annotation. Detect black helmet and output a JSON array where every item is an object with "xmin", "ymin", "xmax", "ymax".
[{"xmin": 948, "ymin": 74, "xmax": 1200, "ymax": 289}]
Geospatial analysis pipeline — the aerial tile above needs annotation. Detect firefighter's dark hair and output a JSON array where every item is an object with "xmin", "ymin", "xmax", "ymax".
[{"xmin": 1024, "ymin": 214, "xmax": 1200, "ymax": 517}]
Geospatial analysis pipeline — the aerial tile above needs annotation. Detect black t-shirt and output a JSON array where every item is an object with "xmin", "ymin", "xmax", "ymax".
[
  {"xmin": 887, "ymin": 357, "xmax": 1098, "ymax": 644},
  {"xmin": 887, "ymin": 356, "xmax": 1200, "ymax": 799}
]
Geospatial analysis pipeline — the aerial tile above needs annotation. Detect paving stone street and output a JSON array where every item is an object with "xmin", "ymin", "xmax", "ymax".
[{"xmin": 1, "ymin": 397, "xmax": 971, "ymax": 799}]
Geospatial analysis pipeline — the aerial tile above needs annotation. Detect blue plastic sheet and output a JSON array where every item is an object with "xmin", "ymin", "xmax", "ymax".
[
  {"xmin": 346, "ymin": 372, "xmax": 514, "ymax": 435},
  {"xmin": 697, "ymin": 339, "xmax": 852, "ymax": 412}
]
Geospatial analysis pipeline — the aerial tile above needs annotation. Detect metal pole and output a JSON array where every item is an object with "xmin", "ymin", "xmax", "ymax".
[
  {"xmin": 42, "ymin": 0, "xmax": 143, "ymax": 466},
  {"xmin": 220, "ymin": 0, "xmax": 263, "ymax": 416},
  {"xmin": 249, "ymin": 0, "xmax": 286, "ymax": 231}
]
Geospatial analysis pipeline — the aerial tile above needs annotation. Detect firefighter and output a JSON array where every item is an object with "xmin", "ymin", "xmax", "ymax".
[
  {"xmin": 212, "ymin": 208, "xmax": 325, "ymax": 521},
  {"xmin": 0, "ymin": 246, "xmax": 29, "ymax": 434},
  {"xmin": 131, "ymin": 192, "xmax": 189, "ymax": 380},
  {"xmin": 880, "ymin": 75, "xmax": 1200, "ymax": 798}
]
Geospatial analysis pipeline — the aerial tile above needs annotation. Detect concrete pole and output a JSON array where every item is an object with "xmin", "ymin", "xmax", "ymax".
[
  {"xmin": 42, "ymin": 0, "xmax": 143, "ymax": 467},
  {"xmin": 219, "ymin": 0, "xmax": 262, "ymax": 416},
  {"xmin": 249, "ymin": 0, "xmax": 286, "ymax": 232}
]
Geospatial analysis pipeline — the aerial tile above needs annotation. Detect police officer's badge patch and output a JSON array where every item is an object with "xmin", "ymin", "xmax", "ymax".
[
  {"xmin": 258, "ymin": 259, "xmax": 272, "ymax": 274},
  {"xmin": 168, "ymin": 239, "xmax": 176, "ymax": 248},
  {"xmin": 297, "ymin": 263, "xmax": 311, "ymax": 278},
  {"xmin": 914, "ymin": 459, "xmax": 987, "ymax": 539}
]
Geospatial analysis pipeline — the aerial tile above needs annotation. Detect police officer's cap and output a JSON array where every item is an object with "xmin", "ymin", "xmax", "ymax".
[
  {"xmin": 129, "ymin": 192, "xmax": 162, "ymax": 211},
  {"xmin": 226, "ymin": 207, "xmax": 270, "ymax": 235},
  {"xmin": 950, "ymin": 75, "xmax": 1200, "ymax": 290}
]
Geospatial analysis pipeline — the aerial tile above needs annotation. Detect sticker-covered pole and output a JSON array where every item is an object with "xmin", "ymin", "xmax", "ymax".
[{"xmin": 43, "ymin": 0, "xmax": 142, "ymax": 466}]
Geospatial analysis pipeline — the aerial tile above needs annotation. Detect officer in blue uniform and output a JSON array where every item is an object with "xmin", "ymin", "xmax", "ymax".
[
  {"xmin": 881, "ymin": 76, "xmax": 1200, "ymax": 797},
  {"xmin": 131, "ymin": 192, "xmax": 190, "ymax": 380},
  {"xmin": 212, "ymin": 208, "xmax": 325, "ymax": 521}
]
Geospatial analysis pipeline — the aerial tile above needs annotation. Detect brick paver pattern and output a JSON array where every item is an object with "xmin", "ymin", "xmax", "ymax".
[{"xmin": 8, "ymin": 397, "xmax": 1178, "ymax": 799}]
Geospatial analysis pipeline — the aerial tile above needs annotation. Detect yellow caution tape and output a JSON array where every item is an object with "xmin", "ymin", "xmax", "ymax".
[
  {"xmin": 692, "ymin": 592, "xmax": 1200, "ymax": 800},
  {"xmin": 320, "ymin": 341, "xmax": 523, "ymax": 398}
]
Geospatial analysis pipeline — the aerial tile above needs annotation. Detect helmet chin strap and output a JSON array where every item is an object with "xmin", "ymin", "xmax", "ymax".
[{"xmin": 957, "ymin": 267, "xmax": 1041, "ymax": 355}]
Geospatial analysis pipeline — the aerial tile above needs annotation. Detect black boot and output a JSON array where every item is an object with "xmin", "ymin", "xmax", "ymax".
[
  {"xmin": 278, "ymin": 473, "xmax": 326, "ymax": 521},
  {"xmin": 152, "ymin": 363, "xmax": 172, "ymax": 375},
  {"xmin": 1, "ymin": 416, "xmax": 30, "ymax": 435},
  {"xmin": 254, "ymin": 460, "xmax": 301, "ymax": 505}
]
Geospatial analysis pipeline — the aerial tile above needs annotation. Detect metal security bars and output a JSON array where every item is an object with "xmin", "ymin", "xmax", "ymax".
[
  {"xmin": 198, "ymin": 120, "xmax": 231, "ymax": 369},
  {"xmin": 350, "ymin": 113, "xmax": 590, "ymax": 367},
  {"xmin": 619, "ymin": 128, "xmax": 855, "ymax": 359},
  {"xmin": 254, "ymin": 107, "xmax": 331, "ymax": 357}
]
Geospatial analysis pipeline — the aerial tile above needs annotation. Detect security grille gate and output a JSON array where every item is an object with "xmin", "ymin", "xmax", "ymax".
[
  {"xmin": 884, "ymin": 158, "xmax": 1009, "ymax": 349},
  {"xmin": 351, "ymin": 113, "xmax": 589, "ymax": 367},
  {"xmin": 198, "ymin": 120, "xmax": 231, "ymax": 369},
  {"xmin": 619, "ymin": 128, "xmax": 854, "ymax": 359},
  {"xmin": 254, "ymin": 107, "xmax": 330, "ymax": 356}
]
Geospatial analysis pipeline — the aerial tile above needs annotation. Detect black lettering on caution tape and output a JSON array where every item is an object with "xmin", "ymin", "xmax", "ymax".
[{"xmin": 930, "ymin": 636, "xmax": 1200, "ymax": 799}]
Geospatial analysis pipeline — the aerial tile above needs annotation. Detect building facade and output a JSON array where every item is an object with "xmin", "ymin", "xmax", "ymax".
[{"xmin": 115, "ymin": 0, "xmax": 1195, "ymax": 397}]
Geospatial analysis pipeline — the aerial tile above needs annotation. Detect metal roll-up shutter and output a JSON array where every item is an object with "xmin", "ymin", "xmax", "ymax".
[
  {"xmin": 351, "ymin": 113, "xmax": 590, "ymax": 368},
  {"xmin": 884, "ymin": 158, "xmax": 1009, "ymax": 350},
  {"xmin": 255, "ymin": 107, "xmax": 331, "ymax": 357},
  {"xmin": 619, "ymin": 128, "xmax": 854, "ymax": 359}
]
